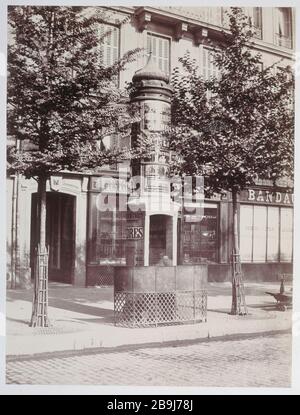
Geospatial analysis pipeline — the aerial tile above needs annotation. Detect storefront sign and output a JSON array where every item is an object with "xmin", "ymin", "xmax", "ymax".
[
  {"xmin": 127, "ymin": 226, "xmax": 144, "ymax": 239},
  {"xmin": 50, "ymin": 176, "xmax": 62, "ymax": 192},
  {"xmin": 90, "ymin": 177, "xmax": 128, "ymax": 194},
  {"xmin": 241, "ymin": 189, "xmax": 293, "ymax": 205}
]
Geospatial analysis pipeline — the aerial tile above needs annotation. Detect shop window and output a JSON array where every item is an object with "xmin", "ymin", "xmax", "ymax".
[
  {"xmin": 252, "ymin": 206, "xmax": 267, "ymax": 262},
  {"xmin": 280, "ymin": 208, "xmax": 293, "ymax": 262},
  {"xmin": 181, "ymin": 204, "xmax": 218, "ymax": 264},
  {"xmin": 267, "ymin": 207, "xmax": 280, "ymax": 261},
  {"xmin": 88, "ymin": 194, "xmax": 145, "ymax": 266},
  {"xmin": 147, "ymin": 33, "xmax": 170, "ymax": 74},
  {"xmin": 275, "ymin": 8, "xmax": 292, "ymax": 49},
  {"xmin": 88, "ymin": 194, "xmax": 127, "ymax": 265},
  {"xmin": 240, "ymin": 205, "xmax": 253, "ymax": 262},
  {"xmin": 240, "ymin": 204, "xmax": 293, "ymax": 263}
]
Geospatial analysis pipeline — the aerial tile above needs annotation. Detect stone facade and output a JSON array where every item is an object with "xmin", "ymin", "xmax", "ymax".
[{"xmin": 7, "ymin": 6, "xmax": 294, "ymax": 287}]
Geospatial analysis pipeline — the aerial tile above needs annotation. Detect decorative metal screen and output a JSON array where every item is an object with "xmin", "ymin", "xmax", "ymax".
[
  {"xmin": 96, "ymin": 266, "xmax": 114, "ymax": 286},
  {"xmin": 114, "ymin": 290, "xmax": 207, "ymax": 327}
]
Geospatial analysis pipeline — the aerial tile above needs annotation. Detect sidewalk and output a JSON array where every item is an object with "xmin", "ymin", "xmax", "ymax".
[{"xmin": 6, "ymin": 281, "xmax": 292, "ymax": 357}]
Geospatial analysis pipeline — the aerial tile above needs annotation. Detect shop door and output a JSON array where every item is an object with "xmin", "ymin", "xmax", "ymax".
[{"xmin": 30, "ymin": 193, "xmax": 75, "ymax": 283}]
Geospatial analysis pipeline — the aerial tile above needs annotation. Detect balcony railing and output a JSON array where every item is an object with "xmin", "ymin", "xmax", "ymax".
[
  {"xmin": 253, "ymin": 26, "xmax": 262, "ymax": 39},
  {"xmin": 275, "ymin": 33, "xmax": 292, "ymax": 49}
]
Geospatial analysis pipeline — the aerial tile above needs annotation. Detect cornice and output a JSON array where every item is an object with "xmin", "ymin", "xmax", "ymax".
[{"xmin": 132, "ymin": 6, "xmax": 295, "ymax": 60}]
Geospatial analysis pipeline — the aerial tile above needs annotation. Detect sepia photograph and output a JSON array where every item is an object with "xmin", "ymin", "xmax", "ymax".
[{"xmin": 2, "ymin": 1, "xmax": 299, "ymax": 394}]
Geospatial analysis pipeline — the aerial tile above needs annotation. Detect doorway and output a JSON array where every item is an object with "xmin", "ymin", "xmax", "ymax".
[
  {"xmin": 149, "ymin": 214, "xmax": 172, "ymax": 265},
  {"xmin": 30, "ymin": 192, "xmax": 76, "ymax": 283}
]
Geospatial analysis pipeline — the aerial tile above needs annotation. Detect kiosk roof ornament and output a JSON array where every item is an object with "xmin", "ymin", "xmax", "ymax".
[{"xmin": 132, "ymin": 52, "xmax": 170, "ymax": 83}]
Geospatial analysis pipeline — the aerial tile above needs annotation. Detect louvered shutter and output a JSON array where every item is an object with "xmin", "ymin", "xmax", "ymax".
[
  {"xmin": 98, "ymin": 24, "xmax": 119, "ymax": 67},
  {"xmin": 147, "ymin": 34, "xmax": 170, "ymax": 74},
  {"xmin": 202, "ymin": 48, "xmax": 219, "ymax": 80}
]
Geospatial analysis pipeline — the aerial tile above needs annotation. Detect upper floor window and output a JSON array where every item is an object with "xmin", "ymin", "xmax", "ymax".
[
  {"xmin": 251, "ymin": 7, "xmax": 262, "ymax": 39},
  {"xmin": 98, "ymin": 24, "xmax": 120, "ymax": 67},
  {"xmin": 147, "ymin": 33, "xmax": 170, "ymax": 74},
  {"xmin": 221, "ymin": 7, "xmax": 231, "ymax": 28},
  {"xmin": 201, "ymin": 47, "xmax": 220, "ymax": 99},
  {"xmin": 275, "ymin": 8, "xmax": 292, "ymax": 49},
  {"xmin": 223, "ymin": 7, "xmax": 262, "ymax": 39},
  {"xmin": 200, "ymin": 8, "xmax": 222, "ymax": 26},
  {"xmin": 202, "ymin": 47, "xmax": 219, "ymax": 81}
]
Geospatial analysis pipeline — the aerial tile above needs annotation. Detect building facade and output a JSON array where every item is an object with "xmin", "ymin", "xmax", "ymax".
[{"xmin": 7, "ymin": 6, "xmax": 294, "ymax": 287}]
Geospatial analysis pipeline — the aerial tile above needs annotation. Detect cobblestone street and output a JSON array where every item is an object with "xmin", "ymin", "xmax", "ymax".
[{"xmin": 6, "ymin": 333, "xmax": 292, "ymax": 387}]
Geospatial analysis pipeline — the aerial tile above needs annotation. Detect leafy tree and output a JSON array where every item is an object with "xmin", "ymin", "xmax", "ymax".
[
  {"xmin": 7, "ymin": 6, "xmax": 140, "ymax": 326},
  {"xmin": 170, "ymin": 7, "xmax": 294, "ymax": 314}
]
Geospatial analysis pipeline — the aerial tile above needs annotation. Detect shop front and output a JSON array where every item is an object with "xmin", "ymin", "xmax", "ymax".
[{"xmin": 239, "ymin": 187, "xmax": 293, "ymax": 280}]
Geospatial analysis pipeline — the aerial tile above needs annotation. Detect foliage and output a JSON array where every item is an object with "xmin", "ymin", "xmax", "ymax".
[
  {"xmin": 170, "ymin": 7, "xmax": 294, "ymax": 195},
  {"xmin": 7, "ymin": 6, "xmax": 141, "ymax": 179}
]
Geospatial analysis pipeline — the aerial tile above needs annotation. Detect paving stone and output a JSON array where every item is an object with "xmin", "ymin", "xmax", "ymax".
[{"xmin": 6, "ymin": 333, "xmax": 292, "ymax": 387}]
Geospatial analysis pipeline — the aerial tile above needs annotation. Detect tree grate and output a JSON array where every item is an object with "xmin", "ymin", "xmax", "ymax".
[{"xmin": 114, "ymin": 290, "xmax": 207, "ymax": 327}]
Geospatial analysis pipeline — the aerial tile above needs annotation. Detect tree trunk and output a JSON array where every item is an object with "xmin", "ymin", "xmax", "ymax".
[
  {"xmin": 230, "ymin": 187, "xmax": 248, "ymax": 315},
  {"xmin": 30, "ymin": 177, "xmax": 50, "ymax": 327},
  {"xmin": 39, "ymin": 177, "xmax": 47, "ymax": 250},
  {"xmin": 231, "ymin": 187, "xmax": 239, "ymax": 314},
  {"xmin": 11, "ymin": 174, "xmax": 17, "ymax": 289}
]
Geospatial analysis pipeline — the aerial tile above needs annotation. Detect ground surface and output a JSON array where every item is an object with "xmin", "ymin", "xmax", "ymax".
[{"xmin": 6, "ymin": 332, "xmax": 292, "ymax": 387}]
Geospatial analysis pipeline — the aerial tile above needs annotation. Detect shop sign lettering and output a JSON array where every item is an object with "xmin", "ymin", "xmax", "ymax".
[
  {"xmin": 127, "ymin": 226, "xmax": 144, "ymax": 239},
  {"xmin": 91, "ymin": 177, "xmax": 128, "ymax": 194},
  {"xmin": 245, "ymin": 189, "xmax": 293, "ymax": 205}
]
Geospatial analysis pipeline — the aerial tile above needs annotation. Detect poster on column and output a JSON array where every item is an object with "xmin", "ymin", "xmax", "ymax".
[{"xmin": 126, "ymin": 211, "xmax": 145, "ymax": 266}]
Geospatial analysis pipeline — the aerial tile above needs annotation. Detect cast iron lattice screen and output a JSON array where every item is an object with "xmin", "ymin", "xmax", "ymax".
[
  {"xmin": 96, "ymin": 266, "xmax": 114, "ymax": 286},
  {"xmin": 114, "ymin": 290, "xmax": 207, "ymax": 327}
]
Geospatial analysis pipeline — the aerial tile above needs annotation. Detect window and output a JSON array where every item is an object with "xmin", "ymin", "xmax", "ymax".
[
  {"xmin": 98, "ymin": 24, "xmax": 119, "ymax": 67},
  {"xmin": 223, "ymin": 7, "xmax": 262, "ymax": 38},
  {"xmin": 181, "ymin": 204, "xmax": 219, "ymax": 264},
  {"xmin": 201, "ymin": 47, "xmax": 220, "ymax": 99},
  {"xmin": 252, "ymin": 206, "xmax": 267, "ymax": 262},
  {"xmin": 221, "ymin": 7, "xmax": 231, "ymax": 28},
  {"xmin": 280, "ymin": 208, "xmax": 293, "ymax": 262},
  {"xmin": 201, "ymin": 8, "xmax": 222, "ymax": 26},
  {"xmin": 240, "ymin": 205, "xmax": 293, "ymax": 263},
  {"xmin": 267, "ymin": 207, "xmax": 280, "ymax": 261},
  {"xmin": 201, "ymin": 47, "xmax": 219, "ymax": 81},
  {"xmin": 276, "ymin": 66, "xmax": 294, "ymax": 110},
  {"xmin": 275, "ymin": 8, "xmax": 292, "ymax": 48},
  {"xmin": 147, "ymin": 33, "xmax": 170, "ymax": 74},
  {"xmin": 88, "ymin": 194, "xmax": 127, "ymax": 265},
  {"xmin": 251, "ymin": 7, "xmax": 262, "ymax": 39}
]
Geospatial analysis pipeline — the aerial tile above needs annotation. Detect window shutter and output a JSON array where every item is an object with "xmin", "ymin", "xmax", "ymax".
[
  {"xmin": 222, "ymin": 7, "xmax": 231, "ymax": 28},
  {"xmin": 213, "ymin": 8, "xmax": 222, "ymax": 25},
  {"xmin": 147, "ymin": 34, "xmax": 170, "ymax": 74},
  {"xmin": 98, "ymin": 24, "xmax": 119, "ymax": 67},
  {"xmin": 202, "ymin": 47, "xmax": 208, "ymax": 80},
  {"xmin": 202, "ymin": 48, "xmax": 219, "ymax": 80},
  {"xmin": 275, "ymin": 8, "xmax": 292, "ymax": 48}
]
